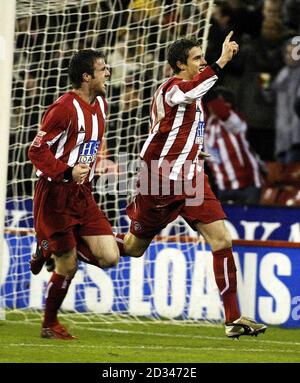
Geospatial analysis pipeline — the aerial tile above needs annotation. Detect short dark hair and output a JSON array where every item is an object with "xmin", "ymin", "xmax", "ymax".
[
  {"xmin": 167, "ymin": 38, "xmax": 201, "ymax": 74},
  {"xmin": 68, "ymin": 49, "xmax": 105, "ymax": 89}
]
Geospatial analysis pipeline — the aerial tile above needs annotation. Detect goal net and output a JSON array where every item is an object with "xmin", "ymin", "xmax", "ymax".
[{"xmin": 2, "ymin": 0, "xmax": 221, "ymax": 324}]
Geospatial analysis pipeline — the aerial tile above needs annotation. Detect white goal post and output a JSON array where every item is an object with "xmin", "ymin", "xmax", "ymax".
[
  {"xmin": 2, "ymin": 0, "xmax": 219, "ymax": 324},
  {"xmin": 0, "ymin": 0, "xmax": 16, "ymax": 320}
]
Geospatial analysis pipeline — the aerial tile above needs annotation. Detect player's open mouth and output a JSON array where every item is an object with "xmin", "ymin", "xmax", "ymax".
[{"xmin": 199, "ymin": 66, "xmax": 206, "ymax": 73}]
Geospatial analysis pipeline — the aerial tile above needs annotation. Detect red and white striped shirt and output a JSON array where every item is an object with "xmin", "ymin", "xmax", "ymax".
[
  {"xmin": 140, "ymin": 66, "xmax": 218, "ymax": 181},
  {"xmin": 205, "ymin": 106, "xmax": 261, "ymax": 190},
  {"xmin": 28, "ymin": 91, "xmax": 107, "ymax": 183}
]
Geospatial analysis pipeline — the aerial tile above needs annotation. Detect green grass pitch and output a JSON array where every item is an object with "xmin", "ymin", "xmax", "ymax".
[{"xmin": 0, "ymin": 312, "xmax": 300, "ymax": 363}]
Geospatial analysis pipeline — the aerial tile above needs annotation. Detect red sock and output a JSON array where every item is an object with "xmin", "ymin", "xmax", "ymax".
[
  {"xmin": 212, "ymin": 247, "xmax": 240, "ymax": 323},
  {"xmin": 115, "ymin": 233, "xmax": 127, "ymax": 256},
  {"xmin": 43, "ymin": 272, "xmax": 72, "ymax": 328},
  {"xmin": 77, "ymin": 238, "xmax": 99, "ymax": 267}
]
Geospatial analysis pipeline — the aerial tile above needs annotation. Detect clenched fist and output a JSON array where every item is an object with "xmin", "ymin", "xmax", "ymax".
[{"xmin": 72, "ymin": 163, "xmax": 90, "ymax": 183}]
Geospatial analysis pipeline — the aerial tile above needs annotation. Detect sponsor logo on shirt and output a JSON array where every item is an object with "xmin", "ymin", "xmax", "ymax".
[
  {"xmin": 195, "ymin": 121, "xmax": 205, "ymax": 146},
  {"xmin": 78, "ymin": 140, "xmax": 100, "ymax": 164}
]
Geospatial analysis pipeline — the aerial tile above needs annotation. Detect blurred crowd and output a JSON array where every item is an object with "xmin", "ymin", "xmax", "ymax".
[
  {"xmin": 9, "ymin": 0, "xmax": 300, "ymax": 206},
  {"xmin": 203, "ymin": 0, "xmax": 300, "ymax": 205},
  {"xmin": 206, "ymin": 0, "xmax": 300, "ymax": 164}
]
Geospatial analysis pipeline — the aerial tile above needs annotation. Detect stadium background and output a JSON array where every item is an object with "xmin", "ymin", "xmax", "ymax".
[{"xmin": 1, "ymin": 0, "xmax": 300, "ymax": 363}]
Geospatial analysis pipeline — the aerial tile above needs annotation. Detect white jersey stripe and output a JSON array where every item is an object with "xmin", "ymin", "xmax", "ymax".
[
  {"xmin": 97, "ymin": 96, "xmax": 106, "ymax": 119},
  {"xmin": 165, "ymin": 76, "xmax": 217, "ymax": 106},
  {"xmin": 169, "ymin": 117, "xmax": 198, "ymax": 180},
  {"xmin": 68, "ymin": 99, "xmax": 86, "ymax": 166},
  {"xmin": 206, "ymin": 115, "xmax": 262, "ymax": 190},
  {"xmin": 149, "ymin": 81, "xmax": 167, "ymax": 131},
  {"xmin": 198, "ymin": 101, "xmax": 205, "ymax": 125},
  {"xmin": 169, "ymin": 100, "xmax": 203, "ymax": 180},
  {"xmin": 89, "ymin": 113, "xmax": 100, "ymax": 182},
  {"xmin": 206, "ymin": 120, "xmax": 224, "ymax": 189},
  {"xmin": 158, "ymin": 104, "xmax": 186, "ymax": 168},
  {"xmin": 222, "ymin": 111, "xmax": 247, "ymax": 134},
  {"xmin": 140, "ymin": 123, "xmax": 160, "ymax": 159},
  {"xmin": 212, "ymin": 162, "xmax": 225, "ymax": 190},
  {"xmin": 158, "ymin": 127, "xmax": 179, "ymax": 167},
  {"xmin": 187, "ymin": 163, "xmax": 196, "ymax": 180},
  {"xmin": 217, "ymin": 137, "xmax": 239, "ymax": 189},
  {"xmin": 55, "ymin": 122, "xmax": 71, "ymax": 159},
  {"xmin": 186, "ymin": 101, "xmax": 205, "ymax": 180},
  {"xmin": 73, "ymin": 99, "xmax": 85, "ymax": 131},
  {"xmin": 36, "ymin": 123, "xmax": 71, "ymax": 179},
  {"xmin": 156, "ymin": 85, "xmax": 166, "ymax": 122},
  {"xmin": 228, "ymin": 134, "xmax": 244, "ymax": 166},
  {"xmin": 206, "ymin": 117, "xmax": 217, "ymax": 147},
  {"xmin": 47, "ymin": 132, "xmax": 63, "ymax": 147},
  {"xmin": 91, "ymin": 113, "xmax": 99, "ymax": 141},
  {"xmin": 240, "ymin": 133, "xmax": 261, "ymax": 187},
  {"xmin": 141, "ymin": 82, "xmax": 170, "ymax": 160},
  {"xmin": 184, "ymin": 76, "xmax": 218, "ymax": 102}
]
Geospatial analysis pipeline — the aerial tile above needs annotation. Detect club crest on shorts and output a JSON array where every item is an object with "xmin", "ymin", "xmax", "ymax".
[
  {"xmin": 41, "ymin": 240, "xmax": 49, "ymax": 250},
  {"xmin": 133, "ymin": 221, "xmax": 142, "ymax": 231}
]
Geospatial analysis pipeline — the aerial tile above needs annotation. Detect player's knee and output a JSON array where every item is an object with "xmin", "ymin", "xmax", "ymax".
[
  {"xmin": 214, "ymin": 236, "xmax": 232, "ymax": 251},
  {"xmin": 209, "ymin": 230, "xmax": 232, "ymax": 252},
  {"xmin": 224, "ymin": 230, "xmax": 232, "ymax": 248},
  {"xmin": 105, "ymin": 251, "xmax": 120, "ymax": 267},
  {"xmin": 63, "ymin": 260, "xmax": 78, "ymax": 277},
  {"xmin": 54, "ymin": 254, "xmax": 78, "ymax": 277},
  {"xmin": 97, "ymin": 250, "xmax": 120, "ymax": 268},
  {"xmin": 124, "ymin": 242, "xmax": 145, "ymax": 258}
]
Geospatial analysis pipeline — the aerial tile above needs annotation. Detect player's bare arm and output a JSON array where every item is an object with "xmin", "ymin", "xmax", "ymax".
[{"xmin": 216, "ymin": 31, "xmax": 239, "ymax": 68}]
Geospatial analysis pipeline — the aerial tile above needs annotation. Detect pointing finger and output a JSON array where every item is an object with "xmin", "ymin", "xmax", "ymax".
[{"xmin": 225, "ymin": 31, "xmax": 234, "ymax": 42}]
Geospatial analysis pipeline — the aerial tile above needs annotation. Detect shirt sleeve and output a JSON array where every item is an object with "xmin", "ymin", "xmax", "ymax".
[
  {"xmin": 206, "ymin": 97, "xmax": 231, "ymax": 120},
  {"xmin": 28, "ymin": 103, "xmax": 72, "ymax": 182},
  {"xmin": 221, "ymin": 110, "xmax": 247, "ymax": 135},
  {"xmin": 206, "ymin": 97, "xmax": 247, "ymax": 135},
  {"xmin": 165, "ymin": 66, "xmax": 218, "ymax": 106}
]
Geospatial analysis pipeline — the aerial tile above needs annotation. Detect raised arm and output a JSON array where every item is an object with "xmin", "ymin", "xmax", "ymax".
[
  {"xmin": 165, "ymin": 66, "xmax": 218, "ymax": 106},
  {"xmin": 215, "ymin": 31, "xmax": 239, "ymax": 68},
  {"xmin": 166, "ymin": 31, "xmax": 239, "ymax": 106}
]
